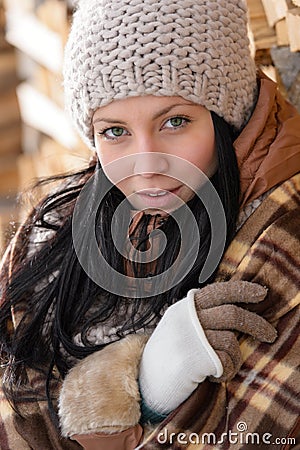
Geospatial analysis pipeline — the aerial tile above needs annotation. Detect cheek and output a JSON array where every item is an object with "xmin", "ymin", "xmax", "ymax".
[
  {"xmin": 96, "ymin": 141, "xmax": 121, "ymax": 182},
  {"xmin": 95, "ymin": 143, "xmax": 134, "ymax": 193},
  {"xmin": 96, "ymin": 149, "xmax": 113, "ymax": 183},
  {"xmin": 117, "ymin": 179, "xmax": 132, "ymax": 197},
  {"xmin": 183, "ymin": 134, "xmax": 217, "ymax": 177},
  {"xmin": 95, "ymin": 141, "xmax": 111, "ymax": 167}
]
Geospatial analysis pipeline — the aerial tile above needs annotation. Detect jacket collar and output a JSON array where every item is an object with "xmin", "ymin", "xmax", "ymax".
[{"xmin": 234, "ymin": 71, "xmax": 300, "ymax": 207}]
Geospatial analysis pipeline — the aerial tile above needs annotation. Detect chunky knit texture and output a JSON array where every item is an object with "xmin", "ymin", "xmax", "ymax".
[{"xmin": 63, "ymin": 0, "xmax": 257, "ymax": 149}]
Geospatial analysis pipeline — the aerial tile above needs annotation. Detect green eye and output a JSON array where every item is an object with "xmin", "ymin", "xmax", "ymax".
[
  {"xmin": 97, "ymin": 126, "xmax": 129, "ymax": 141},
  {"xmin": 111, "ymin": 127, "xmax": 124, "ymax": 137},
  {"xmin": 170, "ymin": 117, "xmax": 184, "ymax": 127},
  {"xmin": 162, "ymin": 116, "xmax": 190, "ymax": 131}
]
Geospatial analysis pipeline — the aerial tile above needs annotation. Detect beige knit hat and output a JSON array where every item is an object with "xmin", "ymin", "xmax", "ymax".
[{"xmin": 63, "ymin": 0, "xmax": 257, "ymax": 150}]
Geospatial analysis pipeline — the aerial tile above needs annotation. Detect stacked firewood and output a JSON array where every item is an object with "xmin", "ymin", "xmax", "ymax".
[
  {"xmin": 0, "ymin": 0, "xmax": 21, "ymax": 254},
  {"xmin": 0, "ymin": 0, "xmax": 89, "ymax": 255},
  {"xmin": 247, "ymin": 0, "xmax": 300, "ymax": 110}
]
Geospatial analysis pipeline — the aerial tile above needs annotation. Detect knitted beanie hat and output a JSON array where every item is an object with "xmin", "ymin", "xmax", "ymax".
[{"xmin": 63, "ymin": 0, "xmax": 257, "ymax": 150}]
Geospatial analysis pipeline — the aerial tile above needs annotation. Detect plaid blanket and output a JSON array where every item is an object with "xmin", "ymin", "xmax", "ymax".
[{"xmin": 140, "ymin": 173, "xmax": 300, "ymax": 450}]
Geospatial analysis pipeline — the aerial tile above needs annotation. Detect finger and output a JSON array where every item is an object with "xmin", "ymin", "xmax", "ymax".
[
  {"xmin": 194, "ymin": 281, "xmax": 268, "ymax": 309},
  {"xmin": 198, "ymin": 305, "xmax": 277, "ymax": 343},
  {"xmin": 204, "ymin": 329, "xmax": 241, "ymax": 372},
  {"xmin": 210, "ymin": 351, "xmax": 238, "ymax": 381}
]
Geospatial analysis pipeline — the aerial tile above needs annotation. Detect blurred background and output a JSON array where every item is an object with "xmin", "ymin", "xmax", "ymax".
[{"xmin": 0, "ymin": 0, "xmax": 299, "ymax": 257}]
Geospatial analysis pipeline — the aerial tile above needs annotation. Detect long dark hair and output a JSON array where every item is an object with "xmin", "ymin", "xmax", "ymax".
[{"xmin": 0, "ymin": 112, "xmax": 240, "ymax": 410}]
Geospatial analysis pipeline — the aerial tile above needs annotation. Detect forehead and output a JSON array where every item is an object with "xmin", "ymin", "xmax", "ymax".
[{"xmin": 92, "ymin": 95, "xmax": 202, "ymax": 120}]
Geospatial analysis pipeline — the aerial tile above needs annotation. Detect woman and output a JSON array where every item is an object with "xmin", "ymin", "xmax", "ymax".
[{"xmin": 0, "ymin": 0, "xmax": 299, "ymax": 449}]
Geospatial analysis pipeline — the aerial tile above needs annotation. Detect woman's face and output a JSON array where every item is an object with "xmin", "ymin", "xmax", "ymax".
[{"xmin": 93, "ymin": 96, "xmax": 217, "ymax": 213}]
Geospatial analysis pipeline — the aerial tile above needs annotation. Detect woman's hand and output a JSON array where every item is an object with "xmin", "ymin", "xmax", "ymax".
[
  {"xmin": 139, "ymin": 281, "xmax": 277, "ymax": 417},
  {"xmin": 194, "ymin": 281, "xmax": 277, "ymax": 381}
]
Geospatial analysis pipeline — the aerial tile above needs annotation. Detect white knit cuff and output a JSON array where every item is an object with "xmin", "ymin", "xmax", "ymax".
[
  {"xmin": 139, "ymin": 289, "xmax": 223, "ymax": 415},
  {"xmin": 187, "ymin": 289, "xmax": 223, "ymax": 378}
]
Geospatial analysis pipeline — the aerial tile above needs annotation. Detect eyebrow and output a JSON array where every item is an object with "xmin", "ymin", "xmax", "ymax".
[
  {"xmin": 92, "ymin": 102, "xmax": 196, "ymax": 125},
  {"xmin": 93, "ymin": 117, "xmax": 127, "ymax": 125},
  {"xmin": 152, "ymin": 103, "xmax": 196, "ymax": 120}
]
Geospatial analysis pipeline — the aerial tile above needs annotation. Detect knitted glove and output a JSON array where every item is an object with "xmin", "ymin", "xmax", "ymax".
[
  {"xmin": 58, "ymin": 334, "xmax": 147, "ymax": 448},
  {"xmin": 194, "ymin": 281, "xmax": 277, "ymax": 381},
  {"xmin": 139, "ymin": 281, "xmax": 277, "ymax": 417}
]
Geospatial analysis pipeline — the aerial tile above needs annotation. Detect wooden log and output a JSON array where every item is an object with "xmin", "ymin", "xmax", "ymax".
[
  {"xmin": 5, "ymin": 11, "xmax": 63, "ymax": 73},
  {"xmin": 0, "ymin": 157, "xmax": 19, "ymax": 195},
  {"xmin": 16, "ymin": 82, "xmax": 90, "ymax": 158},
  {"xmin": 0, "ymin": 87, "xmax": 20, "ymax": 127},
  {"xmin": 17, "ymin": 153, "xmax": 37, "ymax": 188},
  {"xmin": 16, "ymin": 82, "xmax": 79, "ymax": 150},
  {"xmin": 246, "ymin": 0, "xmax": 277, "ymax": 50},
  {"xmin": 0, "ymin": 49, "xmax": 18, "ymax": 91},
  {"xmin": 0, "ymin": 123, "xmax": 22, "ymax": 156},
  {"xmin": 286, "ymin": 8, "xmax": 300, "ymax": 51},
  {"xmin": 36, "ymin": 0, "xmax": 70, "ymax": 43},
  {"xmin": 3, "ymin": 0, "xmax": 35, "ymax": 13},
  {"xmin": 39, "ymin": 136, "xmax": 90, "ymax": 173},
  {"xmin": 261, "ymin": 0, "xmax": 288, "ymax": 27},
  {"xmin": 34, "ymin": 65, "xmax": 64, "ymax": 108},
  {"xmin": 275, "ymin": 19, "xmax": 290, "ymax": 46}
]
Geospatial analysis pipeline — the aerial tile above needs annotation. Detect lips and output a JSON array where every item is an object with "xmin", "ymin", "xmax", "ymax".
[
  {"xmin": 138, "ymin": 189, "xmax": 169, "ymax": 197},
  {"xmin": 134, "ymin": 187, "xmax": 182, "ymax": 210}
]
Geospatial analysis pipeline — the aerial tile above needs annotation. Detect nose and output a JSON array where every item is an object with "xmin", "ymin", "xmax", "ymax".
[{"xmin": 133, "ymin": 152, "xmax": 169, "ymax": 178}]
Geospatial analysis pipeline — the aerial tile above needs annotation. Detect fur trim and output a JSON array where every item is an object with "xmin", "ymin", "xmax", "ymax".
[{"xmin": 59, "ymin": 334, "xmax": 148, "ymax": 437}]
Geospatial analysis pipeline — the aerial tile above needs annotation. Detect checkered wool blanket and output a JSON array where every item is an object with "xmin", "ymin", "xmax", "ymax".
[{"xmin": 140, "ymin": 173, "xmax": 300, "ymax": 450}]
